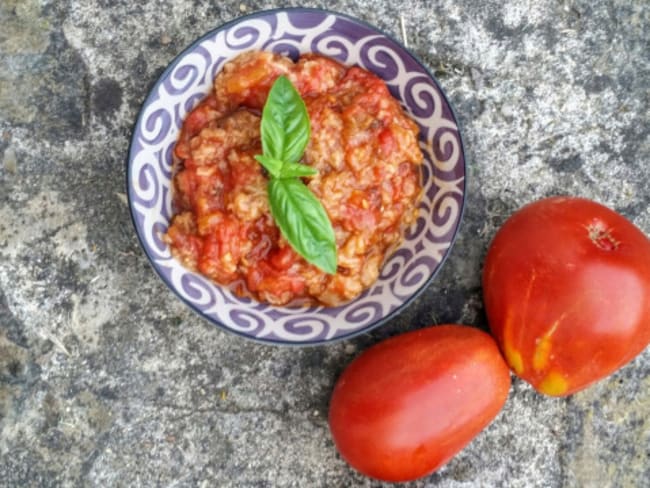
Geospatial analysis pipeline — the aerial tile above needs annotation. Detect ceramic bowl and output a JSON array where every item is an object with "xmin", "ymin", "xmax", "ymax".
[{"xmin": 127, "ymin": 8, "xmax": 466, "ymax": 345}]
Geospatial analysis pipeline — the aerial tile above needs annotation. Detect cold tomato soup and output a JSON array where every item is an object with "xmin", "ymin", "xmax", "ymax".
[{"xmin": 165, "ymin": 51, "xmax": 423, "ymax": 306}]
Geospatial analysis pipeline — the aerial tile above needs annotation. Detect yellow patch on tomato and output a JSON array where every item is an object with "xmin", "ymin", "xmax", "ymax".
[
  {"xmin": 532, "ymin": 318, "xmax": 563, "ymax": 372},
  {"xmin": 532, "ymin": 336, "xmax": 553, "ymax": 372},
  {"xmin": 504, "ymin": 344, "xmax": 524, "ymax": 375},
  {"xmin": 538, "ymin": 371, "xmax": 568, "ymax": 396}
]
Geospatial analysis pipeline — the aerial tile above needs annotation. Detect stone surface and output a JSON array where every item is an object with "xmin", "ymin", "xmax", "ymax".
[{"xmin": 1, "ymin": 0, "xmax": 649, "ymax": 486}]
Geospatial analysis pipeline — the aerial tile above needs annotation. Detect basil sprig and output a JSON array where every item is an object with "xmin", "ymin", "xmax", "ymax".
[{"xmin": 254, "ymin": 76, "xmax": 337, "ymax": 274}]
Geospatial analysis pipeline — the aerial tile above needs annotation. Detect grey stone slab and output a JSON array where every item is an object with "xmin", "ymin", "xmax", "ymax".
[{"xmin": 1, "ymin": 0, "xmax": 648, "ymax": 487}]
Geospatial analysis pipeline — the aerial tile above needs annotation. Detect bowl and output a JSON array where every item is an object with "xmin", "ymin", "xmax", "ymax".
[{"xmin": 127, "ymin": 8, "xmax": 466, "ymax": 345}]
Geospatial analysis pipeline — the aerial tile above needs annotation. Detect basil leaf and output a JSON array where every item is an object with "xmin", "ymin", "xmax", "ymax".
[
  {"xmin": 279, "ymin": 161, "xmax": 318, "ymax": 179},
  {"xmin": 255, "ymin": 75, "xmax": 337, "ymax": 274},
  {"xmin": 260, "ymin": 75, "xmax": 310, "ymax": 163},
  {"xmin": 254, "ymin": 154, "xmax": 283, "ymax": 178},
  {"xmin": 268, "ymin": 178, "xmax": 337, "ymax": 274}
]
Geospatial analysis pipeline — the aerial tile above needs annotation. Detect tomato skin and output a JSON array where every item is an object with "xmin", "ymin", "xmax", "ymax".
[
  {"xmin": 328, "ymin": 325, "xmax": 511, "ymax": 482},
  {"xmin": 483, "ymin": 196, "xmax": 650, "ymax": 396}
]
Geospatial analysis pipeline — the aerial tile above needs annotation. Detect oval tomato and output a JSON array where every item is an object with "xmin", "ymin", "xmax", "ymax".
[
  {"xmin": 483, "ymin": 196, "xmax": 650, "ymax": 396},
  {"xmin": 328, "ymin": 325, "xmax": 511, "ymax": 482}
]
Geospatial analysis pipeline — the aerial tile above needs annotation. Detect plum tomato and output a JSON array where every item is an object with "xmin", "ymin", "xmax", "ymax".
[
  {"xmin": 328, "ymin": 325, "xmax": 511, "ymax": 482},
  {"xmin": 483, "ymin": 196, "xmax": 650, "ymax": 396}
]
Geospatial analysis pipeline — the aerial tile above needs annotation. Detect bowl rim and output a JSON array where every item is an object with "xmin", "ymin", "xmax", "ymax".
[{"xmin": 126, "ymin": 6, "xmax": 468, "ymax": 346}]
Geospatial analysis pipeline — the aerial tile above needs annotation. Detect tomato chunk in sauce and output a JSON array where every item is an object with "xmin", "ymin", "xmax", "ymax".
[{"xmin": 165, "ymin": 51, "xmax": 423, "ymax": 306}]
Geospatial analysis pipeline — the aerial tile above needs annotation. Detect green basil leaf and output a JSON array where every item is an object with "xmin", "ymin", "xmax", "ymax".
[
  {"xmin": 268, "ymin": 178, "xmax": 337, "ymax": 274},
  {"xmin": 255, "ymin": 74, "xmax": 336, "ymax": 276},
  {"xmin": 254, "ymin": 154, "xmax": 283, "ymax": 178},
  {"xmin": 279, "ymin": 161, "xmax": 318, "ymax": 179},
  {"xmin": 260, "ymin": 75, "xmax": 310, "ymax": 163}
]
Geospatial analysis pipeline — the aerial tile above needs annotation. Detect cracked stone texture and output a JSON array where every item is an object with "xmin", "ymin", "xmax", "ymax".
[{"xmin": 1, "ymin": 0, "xmax": 648, "ymax": 486}]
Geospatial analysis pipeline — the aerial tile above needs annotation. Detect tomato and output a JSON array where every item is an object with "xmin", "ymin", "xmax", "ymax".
[
  {"xmin": 328, "ymin": 325, "xmax": 511, "ymax": 482},
  {"xmin": 483, "ymin": 196, "xmax": 650, "ymax": 396}
]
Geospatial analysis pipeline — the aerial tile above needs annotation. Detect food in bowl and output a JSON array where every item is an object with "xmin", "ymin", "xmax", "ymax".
[
  {"xmin": 128, "ymin": 8, "xmax": 467, "ymax": 344},
  {"xmin": 164, "ymin": 50, "xmax": 424, "ymax": 306}
]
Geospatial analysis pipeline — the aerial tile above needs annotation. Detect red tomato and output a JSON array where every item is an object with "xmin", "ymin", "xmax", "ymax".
[
  {"xmin": 483, "ymin": 196, "xmax": 650, "ymax": 396},
  {"xmin": 328, "ymin": 325, "xmax": 511, "ymax": 482}
]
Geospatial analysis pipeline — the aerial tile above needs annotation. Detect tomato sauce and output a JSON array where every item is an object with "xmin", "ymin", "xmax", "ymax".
[{"xmin": 165, "ymin": 51, "xmax": 423, "ymax": 306}]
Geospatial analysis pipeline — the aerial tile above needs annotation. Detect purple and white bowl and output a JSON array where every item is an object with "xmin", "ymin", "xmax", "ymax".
[{"xmin": 127, "ymin": 8, "xmax": 466, "ymax": 345}]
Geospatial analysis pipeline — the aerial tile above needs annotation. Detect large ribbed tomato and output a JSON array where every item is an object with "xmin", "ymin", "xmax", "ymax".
[
  {"xmin": 328, "ymin": 325, "xmax": 511, "ymax": 482},
  {"xmin": 483, "ymin": 196, "xmax": 650, "ymax": 396}
]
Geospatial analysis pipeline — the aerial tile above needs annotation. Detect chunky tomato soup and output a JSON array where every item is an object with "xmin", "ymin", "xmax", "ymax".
[{"xmin": 165, "ymin": 51, "xmax": 423, "ymax": 306}]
